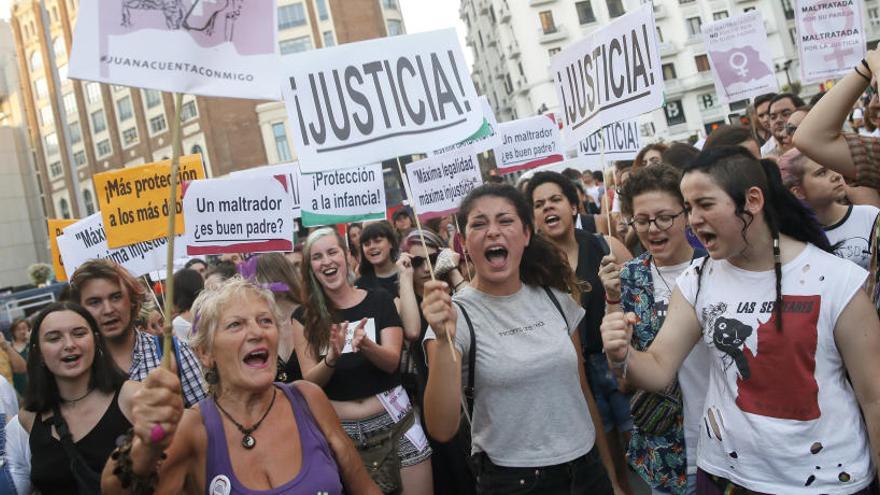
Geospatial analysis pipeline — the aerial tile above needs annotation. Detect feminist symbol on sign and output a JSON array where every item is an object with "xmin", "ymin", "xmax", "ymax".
[{"xmin": 729, "ymin": 51, "xmax": 749, "ymax": 78}]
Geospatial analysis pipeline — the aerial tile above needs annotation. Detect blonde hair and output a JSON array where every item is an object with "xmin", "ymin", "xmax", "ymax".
[{"xmin": 189, "ymin": 277, "xmax": 283, "ymax": 394}]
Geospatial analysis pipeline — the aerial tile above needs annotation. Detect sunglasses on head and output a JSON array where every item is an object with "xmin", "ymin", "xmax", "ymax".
[{"xmin": 411, "ymin": 252, "xmax": 440, "ymax": 269}]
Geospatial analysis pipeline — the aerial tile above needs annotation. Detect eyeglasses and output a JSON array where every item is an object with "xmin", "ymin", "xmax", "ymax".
[
  {"xmin": 627, "ymin": 210, "xmax": 686, "ymax": 233},
  {"xmin": 411, "ymin": 252, "xmax": 440, "ymax": 269},
  {"xmin": 785, "ymin": 123, "xmax": 798, "ymax": 136}
]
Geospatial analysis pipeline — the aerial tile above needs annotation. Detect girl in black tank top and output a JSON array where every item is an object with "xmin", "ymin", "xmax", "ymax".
[{"xmin": 17, "ymin": 302, "xmax": 135, "ymax": 495}]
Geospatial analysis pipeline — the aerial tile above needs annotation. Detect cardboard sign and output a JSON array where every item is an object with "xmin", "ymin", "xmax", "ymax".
[
  {"xmin": 300, "ymin": 164, "xmax": 386, "ymax": 227},
  {"xmin": 431, "ymin": 96, "xmax": 501, "ymax": 156},
  {"xmin": 342, "ymin": 318, "xmax": 377, "ymax": 354},
  {"xmin": 405, "ymin": 150, "xmax": 483, "ymax": 220},
  {"xmin": 493, "ymin": 114, "xmax": 564, "ymax": 174},
  {"xmin": 796, "ymin": 0, "xmax": 866, "ymax": 84},
  {"xmin": 68, "ymin": 0, "xmax": 280, "ymax": 100},
  {"xmin": 281, "ymin": 29, "xmax": 483, "ymax": 173},
  {"xmin": 550, "ymin": 4, "xmax": 663, "ymax": 144},
  {"xmin": 183, "ymin": 176, "xmax": 294, "ymax": 255},
  {"xmin": 230, "ymin": 163, "xmax": 302, "ymax": 219},
  {"xmin": 48, "ymin": 219, "xmax": 78, "ymax": 282},
  {"xmin": 94, "ymin": 155, "xmax": 206, "ymax": 248},
  {"xmin": 704, "ymin": 11, "xmax": 779, "ymax": 103},
  {"xmin": 577, "ymin": 119, "xmax": 642, "ymax": 166},
  {"xmin": 57, "ymin": 213, "xmax": 185, "ymax": 278}
]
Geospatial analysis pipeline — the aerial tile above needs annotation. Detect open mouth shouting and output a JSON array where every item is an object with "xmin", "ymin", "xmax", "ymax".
[
  {"xmin": 695, "ymin": 229, "xmax": 718, "ymax": 251},
  {"xmin": 543, "ymin": 214, "xmax": 561, "ymax": 230},
  {"xmin": 485, "ymin": 245, "xmax": 509, "ymax": 269},
  {"xmin": 243, "ymin": 348, "xmax": 270, "ymax": 369}
]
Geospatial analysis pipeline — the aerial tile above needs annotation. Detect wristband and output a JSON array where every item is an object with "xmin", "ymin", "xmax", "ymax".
[
  {"xmin": 324, "ymin": 356, "xmax": 337, "ymax": 368},
  {"xmin": 855, "ymin": 66, "xmax": 871, "ymax": 83},
  {"xmin": 863, "ymin": 58, "xmax": 871, "ymax": 74},
  {"xmin": 604, "ymin": 296, "xmax": 621, "ymax": 305}
]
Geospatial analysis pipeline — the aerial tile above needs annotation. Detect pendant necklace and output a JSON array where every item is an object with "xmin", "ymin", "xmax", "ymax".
[{"xmin": 214, "ymin": 387, "xmax": 277, "ymax": 449}]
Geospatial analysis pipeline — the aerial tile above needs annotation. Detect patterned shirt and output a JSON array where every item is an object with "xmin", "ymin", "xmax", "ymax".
[
  {"xmin": 129, "ymin": 330, "xmax": 206, "ymax": 408},
  {"xmin": 844, "ymin": 132, "xmax": 880, "ymax": 191}
]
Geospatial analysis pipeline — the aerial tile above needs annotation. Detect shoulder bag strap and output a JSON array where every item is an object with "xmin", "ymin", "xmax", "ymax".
[
  {"xmin": 542, "ymin": 286, "xmax": 569, "ymax": 330},
  {"xmin": 49, "ymin": 407, "xmax": 101, "ymax": 494},
  {"xmin": 452, "ymin": 301, "xmax": 476, "ymax": 423}
]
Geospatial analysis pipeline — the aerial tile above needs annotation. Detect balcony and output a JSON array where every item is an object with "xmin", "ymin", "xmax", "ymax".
[
  {"xmin": 684, "ymin": 71, "xmax": 714, "ymax": 90},
  {"xmin": 478, "ymin": 0, "xmax": 489, "ymax": 15},
  {"xmin": 499, "ymin": 2, "xmax": 511, "ymax": 22},
  {"xmin": 538, "ymin": 25, "xmax": 568, "ymax": 43},
  {"xmin": 664, "ymin": 78, "xmax": 684, "ymax": 96},
  {"xmin": 659, "ymin": 42, "xmax": 677, "ymax": 57},
  {"xmin": 529, "ymin": 0, "xmax": 556, "ymax": 5},
  {"xmin": 487, "ymin": 34, "xmax": 498, "ymax": 47},
  {"xmin": 508, "ymin": 42, "xmax": 521, "ymax": 59},
  {"xmin": 515, "ymin": 77, "xmax": 528, "ymax": 94},
  {"xmin": 653, "ymin": 4, "xmax": 667, "ymax": 19}
]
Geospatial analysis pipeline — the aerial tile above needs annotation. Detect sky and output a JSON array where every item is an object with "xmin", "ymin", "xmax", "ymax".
[
  {"xmin": 399, "ymin": 0, "xmax": 473, "ymax": 65},
  {"xmin": 0, "ymin": 1, "xmax": 8, "ymax": 20}
]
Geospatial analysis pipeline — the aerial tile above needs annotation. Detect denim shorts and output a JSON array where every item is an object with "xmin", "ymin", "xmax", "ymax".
[
  {"xmin": 587, "ymin": 353, "xmax": 633, "ymax": 432},
  {"xmin": 472, "ymin": 447, "xmax": 612, "ymax": 495}
]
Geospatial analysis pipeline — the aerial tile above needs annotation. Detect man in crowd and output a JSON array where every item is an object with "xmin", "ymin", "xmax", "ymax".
[
  {"xmin": 762, "ymin": 93, "xmax": 805, "ymax": 157},
  {"xmin": 752, "ymin": 93, "xmax": 775, "ymax": 147},
  {"xmin": 69, "ymin": 259, "xmax": 207, "ymax": 407}
]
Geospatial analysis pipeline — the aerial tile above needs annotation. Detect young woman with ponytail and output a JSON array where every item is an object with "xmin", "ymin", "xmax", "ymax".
[
  {"xmin": 421, "ymin": 184, "xmax": 618, "ymax": 494},
  {"xmin": 601, "ymin": 147, "xmax": 880, "ymax": 494}
]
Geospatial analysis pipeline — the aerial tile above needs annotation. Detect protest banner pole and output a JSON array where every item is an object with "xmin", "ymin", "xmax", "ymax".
[
  {"xmin": 143, "ymin": 275, "xmax": 165, "ymax": 319},
  {"xmin": 396, "ymin": 157, "xmax": 457, "ymax": 361},
  {"xmin": 600, "ymin": 132, "xmax": 613, "ymax": 236},
  {"xmin": 161, "ymin": 92, "xmax": 185, "ymax": 370}
]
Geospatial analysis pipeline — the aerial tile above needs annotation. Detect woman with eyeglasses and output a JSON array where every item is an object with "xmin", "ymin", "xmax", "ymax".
[
  {"xmin": 598, "ymin": 165, "xmax": 710, "ymax": 495},
  {"xmin": 526, "ymin": 171, "xmax": 633, "ymax": 494}
]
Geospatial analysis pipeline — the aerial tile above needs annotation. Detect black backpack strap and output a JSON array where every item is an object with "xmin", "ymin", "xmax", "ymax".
[
  {"xmin": 453, "ymin": 301, "xmax": 476, "ymax": 421},
  {"xmin": 50, "ymin": 407, "xmax": 101, "ymax": 493},
  {"xmin": 542, "ymin": 286, "xmax": 569, "ymax": 330}
]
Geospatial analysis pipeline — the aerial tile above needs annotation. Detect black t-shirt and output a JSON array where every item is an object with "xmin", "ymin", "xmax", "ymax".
[
  {"xmin": 574, "ymin": 229, "xmax": 608, "ymax": 355},
  {"xmin": 294, "ymin": 289, "xmax": 403, "ymax": 401},
  {"xmin": 356, "ymin": 272, "xmax": 400, "ymax": 298}
]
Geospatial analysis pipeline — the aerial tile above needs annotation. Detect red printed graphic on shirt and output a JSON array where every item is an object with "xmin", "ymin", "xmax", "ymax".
[{"xmin": 734, "ymin": 295, "xmax": 820, "ymax": 421}]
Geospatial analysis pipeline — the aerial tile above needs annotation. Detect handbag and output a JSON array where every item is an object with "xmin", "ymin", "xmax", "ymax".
[
  {"xmin": 355, "ymin": 409, "xmax": 415, "ymax": 494},
  {"xmin": 628, "ymin": 380, "xmax": 682, "ymax": 436},
  {"xmin": 50, "ymin": 406, "xmax": 101, "ymax": 495}
]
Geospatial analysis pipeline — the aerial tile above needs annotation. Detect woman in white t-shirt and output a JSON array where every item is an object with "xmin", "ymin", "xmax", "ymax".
[
  {"xmin": 601, "ymin": 147, "xmax": 880, "ymax": 494},
  {"xmin": 421, "ymin": 183, "xmax": 619, "ymax": 494}
]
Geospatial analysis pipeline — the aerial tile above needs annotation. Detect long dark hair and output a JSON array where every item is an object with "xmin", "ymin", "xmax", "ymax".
[
  {"xmin": 457, "ymin": 183, "xmax": 580, "ymax": 299},
  {"xmin": 24, "ymin": 302, "xmax": 127, "ymax": 412},
  {"xmin": 357, "ymin": 221, "xmax": 400, "ymax": 278},
  {"xmin": 300, "ymin": 228, "xmax": 350, "ymax": 356},
  {"xmin": 684, "ymin": 146, "xmax": 831, "ymax": 331}
]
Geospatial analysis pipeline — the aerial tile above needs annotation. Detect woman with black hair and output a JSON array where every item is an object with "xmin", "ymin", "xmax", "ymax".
[
  {"xmin": 602, "ymin": 147, "xmax": 880, "ymax": 494},
  {"xmin": 357, "ymin": 221, "xmax": 402, "ymax": 298},
  {"xmin": 7, "ymin": 302, "xmax": 140, "ymax": 495},
  {"xmin": 422, "ymin": 183, "xmax": 618, "ymax": 494}
]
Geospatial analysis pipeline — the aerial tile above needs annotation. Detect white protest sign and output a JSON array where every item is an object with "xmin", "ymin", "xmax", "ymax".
[
  {"xmin": 703, "ymin": 11, "xmax": 779, "ymax": 104},
  {"xmin": 183, "ymin": 176, "xmax": 294, "ymax": 256},
  {"xmin": 795, "ymin": 0, "xmax": 866, "ymax": 84},
  {"xmin": 281, "ymin": 29, "xmax": 483, "ymax": 173},
  {"xmin": 405, "ymin": 150, "xmax": 483, "ymax": 220},
  {"xmin": 57, "ymin": 213, "xmax": 185, "ymax": 277},
  {"xmin": 69, "ymin": 0, "xmax": 280, "ymax": 100},
  {"xmin": 550, "ymin": 4, "xmax": 663, "ymax": 144},
  {"xmin": 577, "ymin": 119, "xmax": 642, "ymax": 167},
  {"xmin": 431, "ymin": 96, "xmax": 501, "ymax": 156},
  {"xmin": 342, "ymin": 318, "xmax": 377, "ymax": 354},
  {"xmin": 493, "ymin": 114, "xmax": 564, "ymax": 174},
  {"xmin": 231, "ymin": 163, "xmax": 302, "ymax": 219},
  {"xmin": 301, "ymin": 164, "xmax": 386, "ymax": 227}
]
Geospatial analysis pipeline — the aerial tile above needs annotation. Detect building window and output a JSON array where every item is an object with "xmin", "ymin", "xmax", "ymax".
[
  {"xmin": 322, "ymin": 31, "xmax": 335, "ymax": 47},
  {"xmin": 58, "ymin": 64, "xmax": 68, "ymax": 83},
  {"xmin": 713, "ymin": 11, "xmax": 729, "ymax": 20},
  {"xmin": 606, "ymin": 0, "xmax": 624, "ymax": 18},
  {"xmin": 96, "ymin": 139, "xmax": 111, "ymax": 157},
  {"xmin": 789, "ymin": 27, "xmax": 797, "ymax": 46},
  {"xmin": 39, "ymin": 106, "xmax": 54, "ymax": 127},
  {"xmin": 576, "ymin": 1, "xmax": 595, "ymax": 24},
  {"xmin": 549, "ymin": 47, "xmax": 561, "ymax": 57},
  {"xmin": 34, "ymin": 78, "xmax": 49, "ymax": 99},
  {"xmin": 280, "ymin": 36, "xmax": 313, "ymax": 55},
  {"xmin": 272, "ymin": 123, "xmax": 292, "ymax": 162},
  {"xmin": 656, "ymin": 26, "xmax": 664, "ymax": 43},
  {"xmin": 29, "ymin": 51, "xmax": 42, "ymax": 71},
  {"xmin": 277, "ymin": 4, "xmax": 307, "ymax": 30},
  {"xmin": 695, "ymin": 54, "xmax": 711, "ymax": 72},
  {"xmin": 782, "ymin": 0, "xmax": 794, "ymax": 19},
  {"xmin": 63, "ymin": 92, "xmax": 77, "ymax": 115},
  {"xmin": 117, "ymin": 96, "xmax": 133, "ymax": 121},
  {"xmin": 45, "ymin": 133, "xmax": 59, "ymax": 156},
  {"xmin": 383, "ymin": 0, "xmax": 397, "ymax": 8},
  {"xmin": 686, "ymin": 16, "xmax": 702, "ymax": 37},
  {"xmin": 91, "ymin": 110, "xmax": 106, "ymax": 133},
  {"xmin": 698, "ymin": 92, "xmax": 717, "ymax": 110},
  {"xmin": 662, "ymin": 63, "xmax": 677, "ymax": 81},
  {"xmin": 122, "ymin": 127, "xmax": 138, "ymax": 146},
  {"xmin": 83, "ymin": 189, "xmax": 95, "ymax": 215},
  {"xmin": 86, "ymin": 82, "xmax": 102, "ymax": 104},
  {"xmin": 50, "ymin": 161, "xmax": 63, "ymax": 178},
  {"xmin": 73, "ymin": 150, "xmax": 86, "ymax": 168},
  {"xmin": 69, "ymin": 122, "xmax": 82, "ymax": 144},
  {"xmin": 869, "ymin": 7, "xmax": 880, "ymax": 27},
  {"xmin": 59, "ymin": 198, "xmax": 70, "ymax": 218},
  {"xmin": 505, "ymin": 74, "xmax": 513, "ymax": 94},
  {"xmin": 316, "ymin": 0, "xmax": 329, "ymax": 20},
  {"xmin": 53, "ymin": 37, "xmax": 66, "ymax": 59},
  {"xmin": 744, "ymin": 6, "xmax": 756, "ymax": 12},
  {"xmin": 149, "ymin": 114, "xmax": 167, "ymax": 134},
  {"xmin": 144, "ymin": 89, "xmax": 162, "ymax": 109},
  {"xmin": 181, "ymin": 100, "xmax": 198, "ymax": 121},
  {"xmin": 387, "ymin": 20, "xmax": 403, "ymax": 36},
  {"xmin": 664, "ymin": 100, "xmax": 686, "ymax": 126},
  {"xmin": 539, "ymin": 11, "xmax": 557, "ymax": 34}
]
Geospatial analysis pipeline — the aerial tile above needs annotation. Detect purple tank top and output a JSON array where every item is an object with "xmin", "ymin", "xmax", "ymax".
[{"xmin": 199, "ymin": 383, "xmax": 344, "ymax": 495}]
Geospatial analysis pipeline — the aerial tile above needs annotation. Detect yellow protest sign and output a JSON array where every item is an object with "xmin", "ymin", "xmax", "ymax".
[
  {"xmin": 94, "ymin": 155, "xmax": 206, "ymax": 248},
  {"xmin": 47, "ymin": 219, "xmax": 77, "ymax": 282}
]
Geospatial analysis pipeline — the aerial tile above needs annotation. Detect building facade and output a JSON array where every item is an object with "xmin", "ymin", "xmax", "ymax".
[
  {"xmin": 11, "ymin": 0, "xmax": 269, "ymax": 221},
  {"xmin": 462, "ymin": 0, "xmax": 880, "ymax": 144}
]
